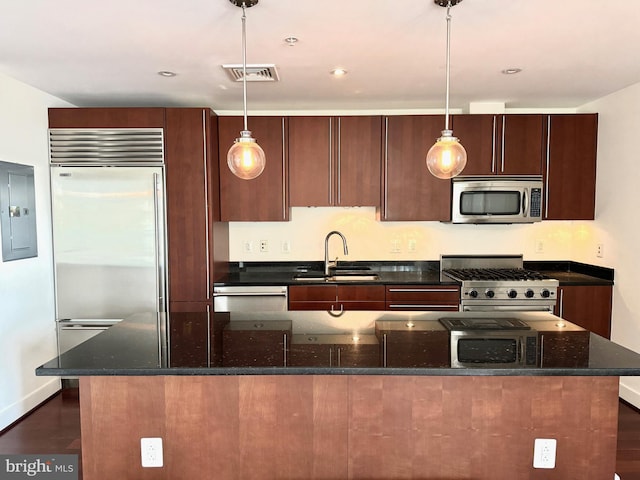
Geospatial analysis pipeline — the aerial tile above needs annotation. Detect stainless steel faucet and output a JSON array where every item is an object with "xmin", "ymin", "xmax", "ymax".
[{"xmin": 324, "ymin": 230, "xmax": 348, "ymax": 276}]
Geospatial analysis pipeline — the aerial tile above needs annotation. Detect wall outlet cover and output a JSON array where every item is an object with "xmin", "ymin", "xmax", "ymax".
[
  {"xmin": 533, "ymin": 438, "xmax": 556, "ymax": 469},
  {"xmin": 141, "ymin": 437, "xmax": 164, "ymax": 468}
]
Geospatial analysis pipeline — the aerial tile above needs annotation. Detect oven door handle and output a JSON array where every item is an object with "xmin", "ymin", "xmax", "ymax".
[{"xmin": 462, "ymin": 305, "xmax": 554, "ymax": 312}]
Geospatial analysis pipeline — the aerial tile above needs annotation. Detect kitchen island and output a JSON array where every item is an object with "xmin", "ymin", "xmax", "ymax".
[{"xmin": 37, "ymin": 310, "xmax": 640, "ymax": 480}]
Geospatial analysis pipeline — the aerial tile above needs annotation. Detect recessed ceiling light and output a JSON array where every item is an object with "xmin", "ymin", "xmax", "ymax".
[
  {"xmin": 157, "ymin": 71, "xmax": 177, "ymax": 77},
  {"xmin": 501, "ymin": 68, "xmax": 522, "ymax": 75},
  {"xmin": 330, "ymin": 68, "xmax": 348, "ymax": 77},
  {"xmin": 284, "ymin": 36, "xmax": 299, "ymax": 46}
]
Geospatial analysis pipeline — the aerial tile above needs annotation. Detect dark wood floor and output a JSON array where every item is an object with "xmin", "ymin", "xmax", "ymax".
[{"xmin": 1, "ymin": 389, "xmax": 639, "ymax": 479}]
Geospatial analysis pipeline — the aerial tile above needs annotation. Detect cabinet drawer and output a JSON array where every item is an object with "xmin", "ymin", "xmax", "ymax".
[{"xmin": 385, "ymin": 285, "xmax": 460, "ymax": 311}]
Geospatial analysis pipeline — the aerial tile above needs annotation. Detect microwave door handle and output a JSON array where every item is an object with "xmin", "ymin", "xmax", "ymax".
[
  {"xmin": 518, "ymin": 338, "xmax": 525, "ymax": 364},
  {"xmin": 522, "ymin": 189, "xmax": 529, "ymax": 217}
]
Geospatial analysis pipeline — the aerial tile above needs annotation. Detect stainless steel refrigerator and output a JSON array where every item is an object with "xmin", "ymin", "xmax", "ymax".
[{"xmin": 49, "ymin": 129, "xmax": 168, "ymax": 363}]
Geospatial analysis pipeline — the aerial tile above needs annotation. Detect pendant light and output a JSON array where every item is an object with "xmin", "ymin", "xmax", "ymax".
[
  {"xmin": 227, "ymin": 0, "xmax": 266, "ymax": 180},
  {"xmin": 426, "ymin": 0, "xmax": 467, "ymax": 179}
]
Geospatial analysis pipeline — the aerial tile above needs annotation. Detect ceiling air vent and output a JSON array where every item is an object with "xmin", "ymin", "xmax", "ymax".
[{"xmin": 222, "ymin": 64, "xmax": 279, "ymax": 82}]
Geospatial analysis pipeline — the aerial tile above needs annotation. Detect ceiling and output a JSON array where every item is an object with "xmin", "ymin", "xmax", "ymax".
[{"xmin": 2, "ymin": 0, "xmax": 640, "ymax": 112}]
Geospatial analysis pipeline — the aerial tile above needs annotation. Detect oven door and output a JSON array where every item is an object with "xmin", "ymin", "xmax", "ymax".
[{"xmin": 461, "ymin": 300, "xmax": 555, "ymax": 312}]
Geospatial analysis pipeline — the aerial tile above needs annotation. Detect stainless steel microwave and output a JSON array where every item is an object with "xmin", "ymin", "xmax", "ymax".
[
  {"xmin": 449, "ymin": 329, "xmax": 539, "ymax": 368},
  {"xmin": 451, "ymin": 175, "xmax": 543, "ymax": 224}
]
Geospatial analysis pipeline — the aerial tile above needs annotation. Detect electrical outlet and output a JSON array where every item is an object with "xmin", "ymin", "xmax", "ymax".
[
  {"xmin": 597, "ymin": 243, "xmax": 604, "ymax": 258},
  {"xmin": 243, "ymin": 241, "xmax": 253, "ymax": 253},
  {"xmin": 260, "ymin": 240, "xmax": 268, "ymax": 252},
  {"xmin": 535, "ymin": 239, "xmax": 545, "ymax": 253},
  {"xmin": 390, "ymin": 239, "xmax": 401, "ymax": 253},
  {"xmin": 533, "ymin": 438, "xmax": 556, "ymax": 469},
  {"xmin": 408, "ymin": 239, "xmax": 417, "ymax": 252},
  {"xmin": 141, "ymin": 437, "xmax": 163, "ymax": 468},
  {"xmin": 281, "ymin": 240, "xmax": 291, "ymax": 254}
]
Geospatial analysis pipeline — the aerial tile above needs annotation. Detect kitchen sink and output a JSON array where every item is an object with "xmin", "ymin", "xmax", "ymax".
[{"xmin": 293, "ymin": 272, "xmax": 379, "ymax": 282}]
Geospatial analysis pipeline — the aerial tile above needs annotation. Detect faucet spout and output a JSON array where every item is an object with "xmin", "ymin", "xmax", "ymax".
[{"xmin": 324, "ymin": 230, "xmax": 348, "ymax": 276}]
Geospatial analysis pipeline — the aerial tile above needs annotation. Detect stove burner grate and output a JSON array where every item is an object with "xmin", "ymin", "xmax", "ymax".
[{"xmin": 443, "ymin": 268, "xmax": 551, "ymax": 282}]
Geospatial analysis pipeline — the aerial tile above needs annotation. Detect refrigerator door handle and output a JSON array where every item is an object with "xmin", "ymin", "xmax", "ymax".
[{"xmin": 153, "ymin": 172, "xmax": 167, "ymax": 363}]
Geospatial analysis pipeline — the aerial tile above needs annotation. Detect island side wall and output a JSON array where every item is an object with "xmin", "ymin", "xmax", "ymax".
[{"xmin": 79, "ymin": 375, "xmax": 619, "ymax": 480}]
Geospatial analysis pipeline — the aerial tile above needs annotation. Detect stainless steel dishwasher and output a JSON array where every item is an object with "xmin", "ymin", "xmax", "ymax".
[{"xmin": 213, "ymin": 286, "xmax": 288, "ymax": 312}]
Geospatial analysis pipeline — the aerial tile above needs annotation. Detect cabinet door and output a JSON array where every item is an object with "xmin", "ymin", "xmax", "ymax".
[
  {"xmin": 289, "ymin": 116, "xmax": 332, "ymax": 206},
  {"xmin": 544, "ymin": 114, "xmax": 598, "ymax": 220},
  {"xmin": 499, "ymin": 114, "xmax": 544, "ymax": 175},
  {"xmin": 450, "ymin": 114, "xmax": 496, "ymax": 175},
  {"xmin": 554, "ymin": 285, "xmax": 612, "ymax": 338},
  {"xmin": 218, "ymin": 116, "xmax": 288, "ymax": 221},
  {"xmin": 169, "ymin": 308, "xmax": 211, "ymax": 368},
  {"xmin": 48, "ymin": 107, "xmax": 165, "ymax": 128},
  {"xmin": 166, "ymin": 108, "xmax": 214, "ymax": 303},
  {"xmin": 378, "ymin": 330, "xmax": 450, "ymax": 367},
  {"xmin": 336, "ymin": 116, "xmax": 382, "ymax": 207},
  {"xmin": 539, "ymin": 331, "xmax": 590, "ymax": 368},
  {"xmin": 383, "ymin": 115, "xmax": 451, "ymax": 221},
  {"xmin": 336, "ymin": 343, "xmax": 380, "ymax": 367}
]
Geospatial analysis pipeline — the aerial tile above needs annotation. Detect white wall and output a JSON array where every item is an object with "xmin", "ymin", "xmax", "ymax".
[
  {"xmin": 581, "ymin": 82, "xmax": 640, "ymax": 407},
  {"xmin": 230, "ymin": 208, "xmax": 602, "ymax": 263},
  {"xmin": 0, "ymin": 73, "xmax": 73, "ymax": 430}
]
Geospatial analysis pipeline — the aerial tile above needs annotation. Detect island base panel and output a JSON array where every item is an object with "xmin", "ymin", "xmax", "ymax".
[{"xmin": 79, "ymin": 375, "xmax": 619, "ymax": 480}]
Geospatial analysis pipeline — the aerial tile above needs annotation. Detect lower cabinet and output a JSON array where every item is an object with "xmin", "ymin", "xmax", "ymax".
[
  {"xmin": 222, "ymin": 320, "xmax": 292, "ymax": 367},
  {"xmin": 289, "ymin": 334, "xmax": 380, "ymax": 367},
  {"xmin": 288, "ymin": 285, "xmax": 385, "ymax": 312},
  {"xmin": 554, "ymin": 285, "xmax": 612, "ymax": 338},
  {"xmin": 385, "ymin": 285, "xmax": 460, "ymax": 311},
  {"xmin": 538, "ymin": 330, "xmax": 591, "ymax": 368},
  {"xmin": 375, "ymin": 321, "xmax": 450, "ymax": 367}
]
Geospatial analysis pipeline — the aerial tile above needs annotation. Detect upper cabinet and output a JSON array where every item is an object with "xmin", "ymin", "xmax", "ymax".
[
  {"xmin": 544, "ymin": 114, "xmax": 598, "ymax": 220},
  {"xmin": 382, "ymin": 115, "xmax": 451, "ymax": 221},
  {"xmin": 452, "ymin": 114, "xmax": 544, "ymax": 176},
  {"xmin": 288, "ymin": 116, "xmax": 382, "ymax": 207},
  {"xmin": 218, "ymin": 116, "xmax": 288, "ymax": 221}
]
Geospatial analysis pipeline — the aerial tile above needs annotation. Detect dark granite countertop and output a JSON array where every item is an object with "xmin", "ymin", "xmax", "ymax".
[
  {"xmin": 214, "ymin": 260, "xmax": 613, "ymax": 287},
  {"xmin": 36, "ymin": 310, "xmax": 640, "ymax": 377}
]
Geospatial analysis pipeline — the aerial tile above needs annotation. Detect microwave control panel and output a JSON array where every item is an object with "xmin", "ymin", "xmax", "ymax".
[{"xmin": 530, "ymin": 188, "xmax": 542, "ymax": 217}]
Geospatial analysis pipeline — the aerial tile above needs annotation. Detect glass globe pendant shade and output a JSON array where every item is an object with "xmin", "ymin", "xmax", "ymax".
[
  {"xmin": 426, "ymin": 131, "xmax": 467, "ymax": 179},
  {"xmin": 227, "ymin": 131, "xmax": 266, "ymax": 180}
]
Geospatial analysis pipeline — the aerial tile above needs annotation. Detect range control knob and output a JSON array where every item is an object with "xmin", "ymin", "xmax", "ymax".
[
  {"xmin": 508, "ymin": 289, "xmax": 518, "ymax": 299},
  {"xmin": 468, "ymin": 289, "xmax": 478, "ymax": 298},
  {"xmin": 541, "ymin": 289, "xmax": 551, "ymax": 298},
  {"xmin": 525, "ymin": 289, "xmax": 535, "ymax": 298},
  {"xmin": 485, "ymin": 289, "xmax": 495, "ymax": 298}
]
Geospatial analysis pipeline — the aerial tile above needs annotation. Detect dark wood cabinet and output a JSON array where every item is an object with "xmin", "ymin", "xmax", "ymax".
[
  {"xmin": 539, "ymin": 330, "xmax": 591, "ymax": 368},
  {"xmin": 288, "ymin": 284, "xmax": 385, "ymax": 312},
  {"xmin": 222, "ymin": 320, "xmax": 292, "ymax": 367},
  {"xmin": 554, "ymin": 285, "xmax": 612, "ymax": 338},
  {"xmin": 288, "ymin": 116, "xmax": 382, "ymax": 207},
  {"xmin": 289, "ymin": 334, "xmax": 380, "ymax": 367},
  {"xmin": 385, "ymin": 285, "xmax": 460, "ymax": 311},
  {"xmin": 451, "ymin": 114, "xmax": 544, "ymax": 176},
  {"xmin": 48, "ymin": 107, "xmax": 165, "ymax": 129},
  {"xmin": 218, "ymin": 116, "xmax": 288, "ymax": 221},
  {"xmin": 382, "ymin": 115, "xmax": 452, "ymax": 221},
  {"xmin": 375, "ymin": 321, "xmax": 450, "ymax": 367},
  {"xmin": 544, "ymin": 113, "xmax": 598, "ymax": 220}
]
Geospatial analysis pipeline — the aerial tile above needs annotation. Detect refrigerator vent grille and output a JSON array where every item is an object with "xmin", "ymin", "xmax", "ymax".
[{"xmin": 49, "ymin": 129, "xmax": 164, "ymax": 164}]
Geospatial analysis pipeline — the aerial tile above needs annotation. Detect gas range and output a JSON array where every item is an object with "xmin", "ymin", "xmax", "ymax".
[{"xmin": 440, "ymin": 255, "xmax": 558, "ymax": 312}]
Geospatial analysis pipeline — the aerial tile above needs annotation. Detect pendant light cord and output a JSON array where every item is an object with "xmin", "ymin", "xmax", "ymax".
[
  {"xmin": 241, "ymin": 3, "xmax": 249, "ymax": 132},
  {"xmin": 444, "ymin": 2, "xmax": 452, "ymax": 132}
]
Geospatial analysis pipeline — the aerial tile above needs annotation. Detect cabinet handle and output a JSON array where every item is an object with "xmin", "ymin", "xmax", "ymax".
[
  {"xmin": 328, "ymin": 117, "xmax": 333, "ymax": 204},
  {"xmin": 539, "ymin": 333, "xmax": 545, "ymax": 368},
  {"xmin": 384, "ymin": 117, "xmax": 389, "ymax": 220},
  {"xmin": 337, "ymin": 117, "xmax": 341, "ymax": 205},
  {"xmin": 545, "ymin": 115, "xmax": 551, "ymax": 219},
  {"xmin": 328, "ymin": 304, "xmax": 345, "ymax": 317},
  {"xmin": 201, "ymin": 110, "xmax": 211, "ymax": 298},
  {"xmin": 558, "ymin": 288, "xmax": 564, "ymax": 318},
  {"xmin": 491, "ymin": 115, "xmax": 497, "ymax": 173},
  {"xmin": 501, "ymin": 115, "xmax": 506, "ymax": 173},
  {"xmin": 383, "ymin": 333, "xmax": 387, "ymax": 368},
  {"xmin": 283, "ymin": 333, "xmax": 287, "ymax": 367},
  {"xmin": 388, "ymin": 304, "xmax": 457, "ymax": 309},
  {"xmin": 282, "ymin": 117, "xmax": 287, "ymax": 220},
  {"xmin": 337, "ymin": 347, "xmax": 341, "ymax": 367},
  {"xmin": 388, "ymin": 288, "xmax": 458, "ymax": 293},
  {"xmin": 206, "ymin": 303, "xmax": 211, "ymax": 368},
  {"xmin": 329, "ymin": 347, "xmax": 333, "ymax": 367}
]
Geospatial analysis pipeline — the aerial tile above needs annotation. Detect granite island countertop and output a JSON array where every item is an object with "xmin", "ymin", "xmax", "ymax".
[{"xmin": 36, "ymin": 309, "xmax": 640, "ymax": 377}]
